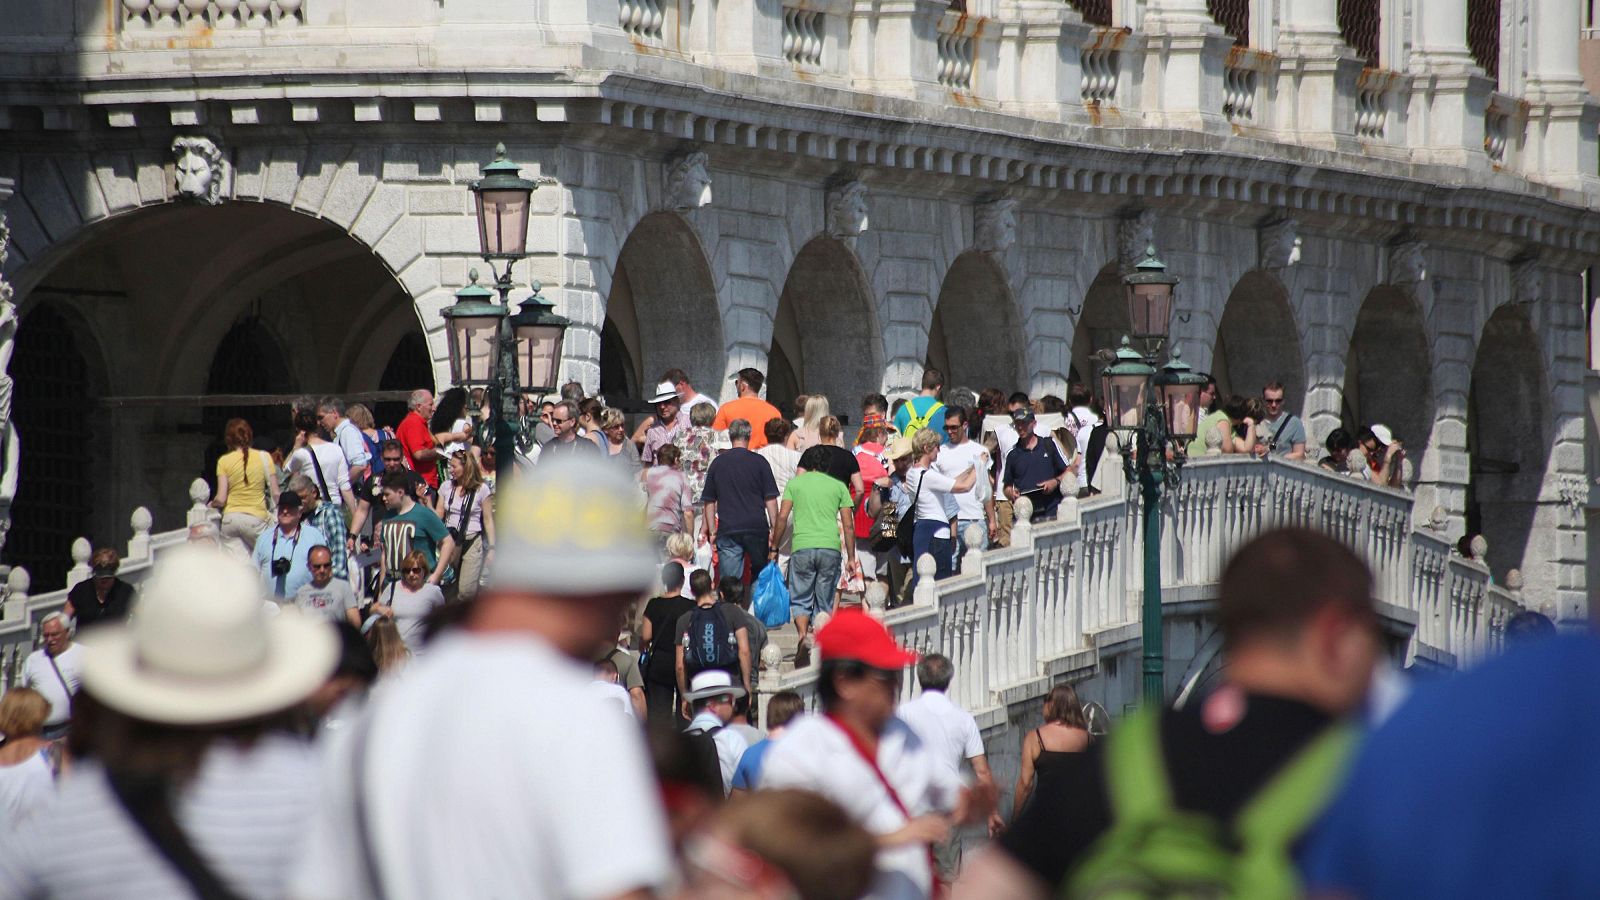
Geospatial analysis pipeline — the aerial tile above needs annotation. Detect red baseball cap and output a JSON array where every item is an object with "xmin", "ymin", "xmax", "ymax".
[{"xmin": 816, "ymin": 608, "xmax": 919, "ymax": 670}]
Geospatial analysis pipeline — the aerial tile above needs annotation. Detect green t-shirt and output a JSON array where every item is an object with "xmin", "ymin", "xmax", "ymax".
[
  {"xmin": 782, "ymin": 471, "xmax": 855, "ymax": 553},
  {"xmin": 1188, "ymin": 409, "xmax": 1230, "ymax": 457}
]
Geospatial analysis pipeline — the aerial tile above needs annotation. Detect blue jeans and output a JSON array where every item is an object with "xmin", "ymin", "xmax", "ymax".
[
  {"xmin": 788, "ymin": 547, "xmax": 842, "ymax": 620},
  {"xmin": 910, "ymin": 519, "xmax": 955, "ymax": 591},
  {"xmin": 717, "ymin": 530, "xmax": 769, "ymax": 582}
]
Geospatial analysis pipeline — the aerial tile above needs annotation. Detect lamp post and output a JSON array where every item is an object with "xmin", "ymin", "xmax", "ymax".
[
  {"xmin": 440, "ymin": 144, "xmax": 570, "ymax": 482},
  {"xmin": 1100, "ymin": 246, "xmax": 1205, "ymax": 705}
]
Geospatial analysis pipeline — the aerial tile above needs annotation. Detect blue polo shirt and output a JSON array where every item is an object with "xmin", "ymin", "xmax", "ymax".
[
  {"xmin": 731, "ymin": 739, "xmax": 776, "ymax": 790},
  {"xmin": 251, "ymin": 522, "xmax": 328, "ymax": 598},
  {"xmin": 1003, "ymin": 436, "xmax": 1068, "ymax": 519}
]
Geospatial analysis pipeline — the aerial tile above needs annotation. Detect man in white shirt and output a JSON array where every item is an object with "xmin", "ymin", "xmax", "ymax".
[
  {"xmin": 761, "ymin": 608, "xmax": 993, "ymax": 900},
  {"xmin": 1066, "ymin": 383, "xmax": 1103, "ymax": 495},
  {"xmin": 936, "ymin": 406, "xmax": 993, "ymax": 571},
  {"xmin": 292, "ymin": 455, "xmax": 673, "ymax": 900},
  {"xmin": 683, "ymin": 669, "xmax": 751, "ymax": 795},
  {"xmin": 988, "ymin": 392, "xmax": 1029, "ymax": 548},
  {"xmin": 20, "ymin": 611, "xmax": 82, "ymax": 740},
  {"xmin": 896, "ymin": 653, "xmax": 1002, "ymax": 877},
  {"xmin": 665, "ymin": 366, "xmax": 719, "ymax": 414}
]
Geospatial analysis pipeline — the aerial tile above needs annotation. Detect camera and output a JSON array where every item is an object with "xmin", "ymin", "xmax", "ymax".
[{"xmin": 270, "ymin": 558, "xmax": 292, "ymax": 577}]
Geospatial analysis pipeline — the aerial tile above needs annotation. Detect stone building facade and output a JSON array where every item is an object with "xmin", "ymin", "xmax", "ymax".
[{"xmin": 0, "ymin": 0, "xmax": 1596, "ymax": 614}]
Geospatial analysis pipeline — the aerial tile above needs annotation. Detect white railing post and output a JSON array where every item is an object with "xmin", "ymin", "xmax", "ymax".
[
  {"xmin": 187, "ymin": 478, "xmax": 216, "ymax": 528},
  {"xmin": 129, "ymin": 506, "xmax": 153, "ymax": 563},
  {"xmin": 2, "ymin": 565, "xmax": 27, "ymax": 622},
  {"xmin": 1011, "ymin": 496, "xmax": 1034, "ymax": 547},
  {"xmin": 65, "ymin": 538, "xmax": 92, "ymax": 590}
]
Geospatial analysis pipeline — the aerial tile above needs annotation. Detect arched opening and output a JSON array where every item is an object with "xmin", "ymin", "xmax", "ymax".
[
  {"xmin": 8, "ymin": 201, "xmax": 423, "ymax": 572},
  {"xmin": 1070, "ymin": 264, "xmax": 1133, "ymax": 393},
  {"xmin": 926, "ymin": 252, "xmax": 1026, "ymax": 393},
  {"xmin": 1343, "ymin": 286, "xmax": 1433, "ymax": 473},
  {"xmin": 604, "ymin": 212, "xmax": 724, "ymax": 403},
  {"xmin": 771, "ymin": 237, "xmax": 882, "ymax": 415},
  {"xmin": 6, "ymin": 306, "xmax": 101, "ymax": 591},
  {"xmin": 1467, "ymin": 305, "xmax": 1549, "ymax": 581},
  {"xmin": 1213, "ymin": 272, "xmax": 1305, "ymax": 409},
  {"xmin": 377, "ymin": 332, "xmax": 435, "ymax": 428}
]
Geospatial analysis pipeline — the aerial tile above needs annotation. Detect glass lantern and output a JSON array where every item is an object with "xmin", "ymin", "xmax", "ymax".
[
  {"xmin": 509, "ymin": 281, "xmax": 571, "ymax": 394},
  {"xmin": 440, "ymin": 272, "xmax": 505, "ymax": 387},
  {"xmin": 1100, "ymin": 337, "xmax": 1155, "ymax": 438},
  {"xmin": 470, "ymin": 144, "xmax": 538, "ymax": 260},
  {"xmin": 1154, "ymin": 346, "xmax": 1206, "ymax": 443},
  {"xmin": 1123, "ymin": 244, "xmax": 1178, "ymax": 344}
]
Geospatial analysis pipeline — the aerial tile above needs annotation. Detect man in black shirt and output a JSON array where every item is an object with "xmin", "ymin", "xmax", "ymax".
[
  {"xmin": 348, "ymin": 438, "xmax": 433, "ymax": 552},
  {"xmin": 1002, "ymin": 408, "xmax": 1067, "ymax": 521},
  {"xmin": 959, "ymin": 528, "xmax": 1382, "ymax": 898},
  {"xmin": 63, "ymin": 547, "xmax": 136, "ymax": 627}
]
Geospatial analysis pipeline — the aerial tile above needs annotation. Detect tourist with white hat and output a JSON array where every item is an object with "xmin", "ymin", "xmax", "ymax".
[
  {"xmin": 0, "ymin": 545, "xmax": 338, "ymax": 900},
  {"xmin": 292, "ymin": 454, "xmax": 672, "ymax": 900},
  {"xmin": 683, "ymin": 669, "xmax": 751, "ymax": 797},
  {"xmin": 640, "ymin": 379, "xmax": 689, "ymax": 467}
]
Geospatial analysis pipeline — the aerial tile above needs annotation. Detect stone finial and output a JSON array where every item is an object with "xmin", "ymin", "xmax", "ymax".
[
  {"xmin": 1426, "ymin": 505, "xmax": 1449, "ymax": 532},
  {"xmin": 864, "ymin": 580, "xmax": 889, "ymax": 616},
  {"xmin": 1118, "ymin": 209, "xmax": 1157, "ymax": 273},
  {"xmin": 130, "ymin": 506, "xmax": 154, "ymax": 560},
  {"xmin": 974, "ymin": 197, "xmax": 1018, "ymax": 253},
  {"xmin": 6, "ymin": 565, "xmax": 27, "ymax": 598},
  {"xmin": 70, "ymin": 538, "xmax": 91, "ymax": 567},
  {"xmin": 1011, "ymin": 496, "xmax": 1035, "ymax": 546},
  {"xmin": 665, "ymin": 150, "xmax": 712, "ymax": 210},
  {"xmin": 187, "ymin": 477, "xmax": 214, "ymax": 526},
  {"xmin": 1388, "ymin": 239, "xmax": 1427, "ymax": 285},
  {"xmin": 1468, "ymin": 533, "xmax": 1488, "ymax": 560},
  {"xmin": 1258, "ymin": 218, "xmax": 1301, "ymax": 270},
  {"xmin": 760, "ymin": 642, "xmax": 784, "ymax": 671},
  {"xmin": 827, "ymin": 181, "xmax": 869, "ymax": 238},
  {"xmin": 171, "ymin": 135, "xmax": 227, "ymax": 205},
  {"xmin": 912, "ymin": 555, "xmax": 939, "ymax": 605},
  {"xmin": 961, "ymin": 522, "xmax": 989, "ymax": 570},
  {"xmin": 1503, "ymin": 569, "xmax": 1524, "ymax": 592},
  {"xmin": 131, "ymin": 506, "xmax": 153, "ymax": 535}
]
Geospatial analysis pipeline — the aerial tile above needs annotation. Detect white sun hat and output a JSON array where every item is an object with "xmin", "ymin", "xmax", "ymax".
[
  {"xmin": 79, "ymin": 544, "xmax": 339, "ymax": 726},
  {"xmin": 683, "ymin": 669, "xmax": 746, "ymax": 703},
  {"xmin": 648, "ymin": 381, "xmax": 679, "ymax": 404}
]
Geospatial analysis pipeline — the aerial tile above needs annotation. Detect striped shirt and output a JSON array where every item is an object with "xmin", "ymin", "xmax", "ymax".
[{"xmin": 0, "ymin": 734, "xmax": 320, "ymax": 899}]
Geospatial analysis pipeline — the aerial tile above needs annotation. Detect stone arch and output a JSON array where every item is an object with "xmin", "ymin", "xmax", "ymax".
[
  {"xmin": 1467, "ymin": 304, "xmax": 1550, "ymax": 581},
  {"xmin": 377, "ymin": 331, "xmax": 436, "ymax": 427},
  {"xmin": 926, "ymin": 251, "xmax": 1027, "ymax": 393},
  {"xmin": 1343, "ymin": 285, "xmax": 1434, "ymax": 477},
  {"xmin": 602, "ymin": 211, "xmax": 725, "ymax": 402},
  {"xmin": 6, "ymin": 304, "xmax": 107, "ymax": 591},
  {"xmin": 1213, "ymin": 271, "xmax": 1306, "ymax": 410},
  {"xmin": 1070, "ymin": 263, "xmax": 1132, "ymax": 391},
  {"xmin": 771, "ymin": 236, "xmax": 883, "ymax": 414}
]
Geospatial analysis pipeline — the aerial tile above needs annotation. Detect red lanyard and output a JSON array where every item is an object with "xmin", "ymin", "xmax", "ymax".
[{"xmin": 825, "ymin": 714, "xmax": 943, "ymax": 897}]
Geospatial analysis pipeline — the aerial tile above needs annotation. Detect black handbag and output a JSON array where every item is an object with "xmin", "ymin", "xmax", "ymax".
[{"xmin": 893, "ymin": 469, "xmax": 925, "ymax": 559}]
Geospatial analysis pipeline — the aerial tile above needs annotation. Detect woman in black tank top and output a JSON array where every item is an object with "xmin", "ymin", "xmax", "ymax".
[{"xmin": 1009, "ymin": 683, "xmax": 1093, "ymax": 824}]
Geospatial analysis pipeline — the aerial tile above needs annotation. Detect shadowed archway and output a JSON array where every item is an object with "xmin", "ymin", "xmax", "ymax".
[
  {"xmin": 603, "ymin": 212, "xmax": 725, "ymax": 404},
  {"xmin": 771, "ymin": 237, "xmax": 882, "ymax": 414},
  {"xmin": 1213, "ymin": 272, "xmax": 1305, "ymax": 410},
  {"xmin": 927, "ymin": 252, "xmax": 1027, "ymax": 393}
]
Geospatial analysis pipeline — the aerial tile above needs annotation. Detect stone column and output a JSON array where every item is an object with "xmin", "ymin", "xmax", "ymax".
[
  {"xmin": 1522, "ymin": 1, "xmax": 1600, "ymax": 189},
  {"xmin": 996, "ymin": 0, "xmax": 1093, "ymax": 122},
  {"xmin": 1275, "ymin": 0, "xmax": 1363, "ymax": 147},
  {"xmin": 1139, "ymin": 0, "xmax": 1233, "ymax": 131},
  {"xmin": 1405, "ymin": 0, "xmax": 1493, "ymax": 167},
  {"xmin": 849, "ymin": 0, "xmax": 948, "ymax": 103}
]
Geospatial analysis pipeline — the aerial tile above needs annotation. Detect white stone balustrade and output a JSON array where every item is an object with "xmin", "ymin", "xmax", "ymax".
[
  {"xmin": 763, "ymin": 457, "xmax": 1527, "ymax": 723},
  {"xmin": 121, "ymin": 0, "xmax": 306, "ymax": 30}
]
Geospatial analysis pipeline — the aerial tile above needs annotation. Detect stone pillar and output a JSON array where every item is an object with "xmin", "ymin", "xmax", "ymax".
[
  {"xmin": 996, "ymin": 0, "xmax": 1093, "ymax": 122},
  {"xmin": 850, "ymin": 0, "xmax": 947, "ymax": 102},
  {"xmin": 1522, "ymin": 1, "xmax": 1600, "ymax": 190},
  {"xmin": 1139, "ymin": 0, "xmax": 1233, "ymax": 131},
  {"xmin": 1406, "ymin": 0, "xmax": 1493, "ymax": 167},
  {"xmin": 1274, "ymin": 0, "xmax": 1363, "ymax": 147}
]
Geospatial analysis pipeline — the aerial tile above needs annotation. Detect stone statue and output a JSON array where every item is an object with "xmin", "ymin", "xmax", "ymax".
[
  {"xmin": 0, "ymin": 213, "xmax": 17, "ymax": 555},
  {"xmin": 1510, "ymin": 256, "xmax": 1541, "ymax": 305},
  {"xmin": 1258, "ymin": 218, "xmax": 1301, "ymax": 270},
  {"xmin": 172, "ymin": 135, "xmax": 226, "ymax": 205},
  {"xmin": 827, "ymin": 181, "xmax": 869, "ymax": 238},
  {"xmin": 665, "ymin": 151, "xmax": 712, "ymax": 210},
  {"xmin": 1118, "ymin": 209, "xmax": 1157, "ymax": 272},
  {"xmin": 1389, "ymin": 239, "xmax": 1427, "ymax": 285},
  {"xmin": 974, "ymin": 197, "xmax": 1018, "ymax": 253}
]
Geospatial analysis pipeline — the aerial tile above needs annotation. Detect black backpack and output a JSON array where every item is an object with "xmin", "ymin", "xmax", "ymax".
[
  {"xmin": 684, "ymin": 724, "xmax": 727, "ymax": 795},
  {"xmin": 682, "ymin": 606, "xmax": 738, "ymax": 673}
]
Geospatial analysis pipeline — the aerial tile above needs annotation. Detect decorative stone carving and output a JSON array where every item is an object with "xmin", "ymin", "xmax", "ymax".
[
  {"xmin": 974, "ymin": 198, "xmax": 1018, "ymax": 253},
  {"xmin": 827, "ymin": 181, "xmax": 869, "ymax": 238},
  {"xmin": 1258, "ymin": 218, "xmax": 1301, "ymax": 270},
  {"xmin": 665, "ymin": 151, "xmax": 711, "ymax": 210},
  {"xmin": 0, "ymin": 212, "xmax": 17, "ymax": 557},
  {"xmin": 171, "ymin": 135, "xmax": 226, "ymax": 204},
  {"xmin": 1117, "ymin": 209, "xmax": 1156, "ymax": 272},
  {"xmin": 1510, "ymin": 256, "xmax": 1541, "ymax": 305},
  {"xmin": 1388, "ymin": 239, "xmax": 1427, "ymax": 285}
]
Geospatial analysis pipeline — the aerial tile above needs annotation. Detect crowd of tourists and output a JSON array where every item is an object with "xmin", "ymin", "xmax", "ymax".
[{"xmin": 0, "ymin": 362, "xmax": 1577, "ymax": 900}]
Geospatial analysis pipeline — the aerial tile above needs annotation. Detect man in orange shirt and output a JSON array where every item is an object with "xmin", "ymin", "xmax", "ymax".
[{"xmin": 713, "ymin": 368, "xmax": 782, "ymax": 450}]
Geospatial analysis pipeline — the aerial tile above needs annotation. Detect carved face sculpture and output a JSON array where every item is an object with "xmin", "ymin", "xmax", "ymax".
[
  {"xmin": 668, "ymin": 152, "xmax": 712, "ymax": 210},
  {"xmin": 171, "ymin": 136, "xmax": 223, "ymax": 204},
  {"xmin": 830, "ymin": 182, "xmax": 869, "ymax": 237},
  {"xmin": 976, "ymin": 200, "xmax": 1017, "ymax": 253}
]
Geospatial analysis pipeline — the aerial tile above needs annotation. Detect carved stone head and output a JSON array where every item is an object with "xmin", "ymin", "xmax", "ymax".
[
  {"xmin": 1389, "ymin": 240, "xmax": 1427, "ymax": 285},
  {"xmin": 974, "ymin": 198, "xmax": 1017, "ymax": 253},
  {"xmin": 1118, "ymin": 209, "xmax": 1157, "ymax": 273},
  {"xmin": 828, "ymin": 181, "xmax": 869, "ymax": 238},
  {"xmin": 1258, "ymin": 218, "xmax": 1301, "ymax": 270},
  {"xmin": 171, "ymin": 136, "xmax": 226, "ymax": 205},
  {"xmin": 666, "ymin": 151, "xmax": 712, "ymax": 210}
]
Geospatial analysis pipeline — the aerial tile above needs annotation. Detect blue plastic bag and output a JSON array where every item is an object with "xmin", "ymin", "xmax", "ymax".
[{"xmin": 753, "ymin": 561, "xmax": 791, "ymax": 628}]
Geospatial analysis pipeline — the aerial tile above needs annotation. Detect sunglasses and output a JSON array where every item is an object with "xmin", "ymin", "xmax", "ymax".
[
  {"xmin": 402, "ymin": 567, "xmax": 425, "ymax": 575},
  {"xmin": 382, "ymin": 456, "xmax": 403, "ymax": 464},
  {"xmin": 550, "ymin": 416, "xmax": 571, "ymax": 424},
  {"xmin": 309, "ymin": 562, "xmax": 333, "ymax": 570}
]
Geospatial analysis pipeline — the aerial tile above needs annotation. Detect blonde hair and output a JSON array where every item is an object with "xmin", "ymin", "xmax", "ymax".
[
  {"xmin": 690, "ymin": 402, "xmax": 716, "ymax": 428},
  {"xmin": 366, "ymin": 618, "xmax": 410, "ymax": 675},
  {"xmin": 600, "ymin": 407, "xmax": 626, "ymax": 430},
  {"xmin": 346, "ymin": 403, "xmax": 376, "ymax": 430},
  {"xmin": 911, "ymin": 426, "xmax": 942, "ymax": 458},
  {"xmin": 818, "ymin": 415, "xmax": 843, "ymax": 443},
  {"xmin": 664, "ymin": 531, "xmax": 695, "ymax": 561},
  {"xmin": 803, "ymin": 395, "xmax": 830, "ymax": 430},
  {"xmin": 450, "ymin": 450, "xmax": 485, "ymax": 494},
  {"xmin": 0, "ymin": 687, "xmax": 49, "ymax": 738}
]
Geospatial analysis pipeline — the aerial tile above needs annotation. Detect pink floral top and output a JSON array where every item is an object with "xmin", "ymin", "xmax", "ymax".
[{"xmin": 672, "ymin": 425, "xmax": 718, "ymax": 504}]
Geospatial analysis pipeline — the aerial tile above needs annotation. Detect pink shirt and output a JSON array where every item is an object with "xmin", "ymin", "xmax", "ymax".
[{"xmin": 642, "ymin": 466, "xmax": 692, "ymax": 534}]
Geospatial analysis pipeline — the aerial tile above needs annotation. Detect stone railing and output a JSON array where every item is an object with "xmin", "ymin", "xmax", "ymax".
[
  {"xmin": 0, "ymin": 479, "xmax": 220, "ymax": 691},
  {"xmin": 120, "ymin": 0, "xmax": 307, "ymax": 30},
  {"xmin": 764, "ymin": 457, "xmax": 1524, "ymax": 720}
]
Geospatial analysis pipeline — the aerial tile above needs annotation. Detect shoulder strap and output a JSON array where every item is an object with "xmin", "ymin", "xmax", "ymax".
[
  {"xmin": 1233, "ymin": 724, "xmax": 1355, "ymax": 849},
  {"xmin": 45, "ymin": 654, "xmax": 73, "ymax": 716},
  {"xmin": 310, "ymin": 446, "xmax": 333, "ymax": 501},
  {"xmin": 1269, "ymin": 415, "xmax": 1293, "ymax": 448},
  {"xmin": 1104, "ymin": 709, "xmax": 1174, "ymax": 823},
  {"xmin": 906, "ymin": 399, "xmax": 945, "ymax": 431},
  {"xmin": 105, "ymin": 770, "xmax": 248, "ymax": 900}
]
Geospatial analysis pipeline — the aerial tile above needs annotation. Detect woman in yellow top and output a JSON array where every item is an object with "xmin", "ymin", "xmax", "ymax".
[{"xmin": 210, "ymin": 418, "xmax": 280, "ymax": 555}]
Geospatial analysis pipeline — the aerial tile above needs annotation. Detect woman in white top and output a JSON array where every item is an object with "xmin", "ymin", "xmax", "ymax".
[
  {"xmin": 905, "ymin": 427, "xmax": 975, "ymax": 587},
  {"xmin": 787, "ymin": 395, "xmax": 829, "ymax": 453},
  {"xmin": 373, "ymin": 550, "xmax": 447, "ymax": 655},
  {"xmin": 434, "ymin": 450, "xmax": 495, "ymax": 600},
  {"xmin": 0, "ymin": 688, "xmax": 57, "ymax": 827},
  {"xmin": 286, "ymin": 411, "xmax": 357, "ymax": 510}
]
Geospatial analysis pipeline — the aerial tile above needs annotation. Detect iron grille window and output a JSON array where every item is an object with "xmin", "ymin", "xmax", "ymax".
[
  {"xmin": 1338, "ymin": 0, "xmax": 1380, "ymax": 67},
  {"xmin": 1207, "ymin": 0, "xmax": 1249, "ymax": 47},
  {"xmin": 1068, "ymin": 0, "xmax": 1112, "ymax": 27},
  {"xmin": 1467, "ymin": 0, "xmax": 1501, "ymax": 87},
  {"xmin": 377, "ymin": 332, "xmax": 435, "ymax": 430}
]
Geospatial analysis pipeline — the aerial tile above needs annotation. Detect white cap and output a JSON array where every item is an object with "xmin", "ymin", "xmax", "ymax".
[{"xmin": 1369, "ymin": 423, "xmax": 1394, "ymax": 445}]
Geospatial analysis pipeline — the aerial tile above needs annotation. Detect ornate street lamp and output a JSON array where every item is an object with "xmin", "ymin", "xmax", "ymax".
[
  {"xmin": 1111, "ymin": 246, "xmax": 1195, "ymax": 706},
  {"xmin": 437, "ymin": 144, "xmax": 565, "ymax": 480}
]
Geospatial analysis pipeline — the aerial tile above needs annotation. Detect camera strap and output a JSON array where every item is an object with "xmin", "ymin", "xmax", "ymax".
[{"xmin": 270, "ymin": 528, "xmax": 301, "ymax": 597}]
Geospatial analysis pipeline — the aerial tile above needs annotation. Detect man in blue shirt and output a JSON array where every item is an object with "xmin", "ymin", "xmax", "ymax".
[
  {"xmin": 893, "ymin": 368, "xmax": 948, "ymax": 443},
  {"xmin": 251, "ymin": 492, "xmax": 326, "ymax": 598},
  {"xmin": 1002, "ymin": 408, "xmax": 1068, "ymax": 521},
  {"xmin": 730, "ymin": 690, "xmax": 806, "ymax": 792}
]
